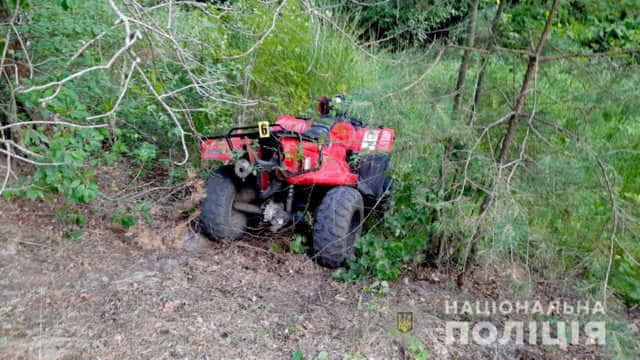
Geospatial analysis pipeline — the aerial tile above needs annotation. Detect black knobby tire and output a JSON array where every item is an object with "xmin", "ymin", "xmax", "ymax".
[
  {"xmin": 313, "ymin": 187, "xmax": 364, "ymax": 268},
  {"xmin": 200, "ymin": 169, "xmax": 253, "ymax": 240}
]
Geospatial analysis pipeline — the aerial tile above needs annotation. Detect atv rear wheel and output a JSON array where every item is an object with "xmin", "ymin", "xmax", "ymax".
[
  {"xmin": 313, "ymin": 187, "xmax": 364, "ymax": 268},
  {"xmin": 200, "ymin": 169, "xmax": 254, "ymax": 240}
]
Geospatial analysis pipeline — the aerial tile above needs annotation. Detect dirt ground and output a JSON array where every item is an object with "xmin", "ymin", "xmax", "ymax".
[{"xmin": 0, "ymin": 191, "xmax": 626, "ymax": 359}]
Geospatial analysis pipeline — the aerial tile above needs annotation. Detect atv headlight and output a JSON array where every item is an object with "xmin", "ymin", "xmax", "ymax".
[{"xmin": 361, "ymin": 129, "xmax": 380, "ymax": 151}]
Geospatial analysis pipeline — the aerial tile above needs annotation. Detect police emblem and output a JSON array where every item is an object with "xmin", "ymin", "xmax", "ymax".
[{"xmin": 397, "ymin": 311, "xmax": 413, "ymax": 333}]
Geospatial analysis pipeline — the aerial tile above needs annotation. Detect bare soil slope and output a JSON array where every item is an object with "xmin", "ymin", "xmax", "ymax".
[{"xmin": 0, "ymin": 197, "xmax": 610, "ymax": 360}]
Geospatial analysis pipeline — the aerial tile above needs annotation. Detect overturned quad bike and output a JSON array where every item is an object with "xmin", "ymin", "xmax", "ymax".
[{"xmin": 199, "ymin": 96, "xmax": 394, "ymax": 268}]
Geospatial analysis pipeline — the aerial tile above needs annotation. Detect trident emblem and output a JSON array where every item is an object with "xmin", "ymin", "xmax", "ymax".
[{"xmin": 397, "ymin": 311, "xmax": 414, "ymax": 333}]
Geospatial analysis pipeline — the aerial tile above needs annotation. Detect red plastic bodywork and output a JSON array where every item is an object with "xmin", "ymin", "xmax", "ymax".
[
  {"xmin": 200, "ymin": 116, "xmax": 394, "ymax": 186},
  {"xmin": 275, "ymin": 115, "xmax": 311, "ymax": 133},
  {"xmin": 201, "ymin": 137, "xmax": 250, "ymax": 162}
]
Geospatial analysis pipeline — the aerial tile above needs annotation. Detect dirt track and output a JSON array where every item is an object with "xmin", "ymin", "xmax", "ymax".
[{"xmin": 0, "ymin": 198, "xmax": 608, "ymax": 360}]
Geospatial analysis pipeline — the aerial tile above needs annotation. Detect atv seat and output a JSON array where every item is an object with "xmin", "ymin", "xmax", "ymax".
[{"xmin": 303, "ymin": 123, "xmax": 330, "ymax": 140}]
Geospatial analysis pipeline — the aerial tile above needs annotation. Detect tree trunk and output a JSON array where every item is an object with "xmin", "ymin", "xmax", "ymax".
[
  {"xmin": 469, "ymin": 0, "xmax": 507, "ymax": 126},
  {"xmin": 441, "ymin": 0, "xmax": 480, "ymax": 187},
  {"xmin": 459, "ymin": 0, "xmax": 561, "ymax": 285},
  {"xmin": 436, "ymin": 0, "xmax": 480, "ymax": 264},
  {"xmin": 452, "ymin": 0, "xmax": 480, "ymax": 121}
]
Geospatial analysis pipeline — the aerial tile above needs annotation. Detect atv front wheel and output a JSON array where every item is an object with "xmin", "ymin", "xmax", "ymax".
[
  {"xmin": 313, "ymin": 187, "xmax": 364, "ymax": 268},
  {"xmin": 200, "ymin": 169, "xmax": 254, "ymax": 240}
]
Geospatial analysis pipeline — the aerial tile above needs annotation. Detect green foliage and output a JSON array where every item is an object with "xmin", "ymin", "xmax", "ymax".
[
  {"xmin": 3, "ymin": 0, "xmax": 240, "ymax": 202},
  {"xmin": 291, "ymin": 350, "xmax": 329, "ymax": 360},
  {"xmin": 1, "ymin": 0, "xmax": 30, "ymax": 11},
  {"xmin": 604, "ymin": 312, "xmax": 640, "ymax": 359},
  {"xmin": 291, "ymin": 350, "xmax": 304, "ymax": 360},
  {"xmin": 137, "ymin": 201, "xmax": 153, "ymax": 224},
  {"xmin": 56, "ymin": 206, "xmax": 86, "ymax": 242},
  {"xmin": 363, "ymin": 280, "xmax": 389, "ymax": 296},
  {"xmin": 235, "ymin": 0, "xmax": 375, "ymax": 119},
  {"xmin": 5, "ymin": 127, "xmax": 104, "ymax": 204},
  {"xmin": 336, "ymin": 151, "xmax": 439, "ymax": 281},
  {"xmin": 111, "ymin": 202, "xmax": 156, "ymax": 229},
  {"xmin": 611, "ymin": 255, "xmax": 640, "ymax": 305},
  {"xmin": 3, "ymin": 1, "xmax": 640, "ymax": 357},
  {"xmin": 343, "ymin": 353, "xmax": 366, "ymax": 360},
  {"xmin": 327, "ymin": 31, "xmax": 640, "ymax": 316},
  {"xmin": 269, "ymin": 242, "xmax": 284, "ymax": 254},
  {"xmin": 290, "ymin": 234, "xmax": 309, "ymax": 254},
  {"xmin": 112, "ymin": 208, "xmax": 137, "ymax": 229},
  {"xmin": 132, "ymin": 142, "xmax": 158, "ymax": 165},
  {"xmin": 63, "ymin": 229, "xmax": 83, "ymax": 242},
  {"xmin": 330, "ymin": 0, "xmax": 472, "ymax": 48},
  {"xmin": 501, "ymin": 0, "xmax": 640, "ymax": 53},
  {"xmin": 409, "ymin": 339, "xmax": 429, "ymax": 360},
  {"xmin": 55, "ymin": 206, "xmax": 87, "ymax": 228}
]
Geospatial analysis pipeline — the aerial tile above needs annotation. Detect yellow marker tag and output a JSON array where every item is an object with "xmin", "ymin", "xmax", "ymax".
[{"xmin": 258, "ymin": 121, "xmax": 270, "ymax": 138}]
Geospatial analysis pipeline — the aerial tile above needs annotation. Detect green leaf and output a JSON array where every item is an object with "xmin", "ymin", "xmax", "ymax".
[
  {"xmin": 63, "ymin": 230, "xmax": 83, "ymax": 242},
  {"xmin": 112, "ymin": 209, "xmax": 137, "ymax": 229},
  {"xmin": 291, "ymin": 350, "xmax": 304, "ymax": 360},
  {"xmin": 26, "ymin": 187, "xmax": 43, "ymax": 200}
]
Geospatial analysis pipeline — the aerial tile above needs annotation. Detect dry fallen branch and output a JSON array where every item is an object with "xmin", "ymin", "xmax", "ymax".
[
  {"xmin": 449, "ymin": 44, "xmax": 640, "ymax": 63},
  {"xmin": 0, "ymin": 120, "xmax": 109, "ymax": 131},
  {"xmin": 225, "ymin": 0, "xmax": 288, "ymax": 59},
  {"xmin": 540, "ymin": 48, "xmax": 640, "ymax": 62},
  {"xmin": 1, "ymin": 140, "xmax": 11, "ymax": 196},
  {"xmin": 0, "ymin": 147, "xmax": 65, "ymax": 166},
  {"xmin": 86, "ymin": 58, "xmax": 139, "ymax": 121},
  {"xmin": 134, "ymin": 62, "xmax": 189, "ymax": 165},
  {"xmin": 594, "ymin": 154, "xmax": 618, "ymax": 313},
  {"xmin": 16, "ymin": 30, "xmax": 141, "ymax": 103},
  {"xmin": 67, "ymin": 23, "xmax": 122, "ymax": 65},
  {"xmin": 1, "ymin": 0, "xmax": 257, "ymax": 177}
]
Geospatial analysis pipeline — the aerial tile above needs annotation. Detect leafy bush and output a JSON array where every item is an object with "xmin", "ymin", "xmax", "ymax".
[
  {"xmin": 233, "ymin": 0, "xmax": 376, "ymax": 119},
  {"xmin": 4, "ymin": 128, "xmax": 104, "ymax": 203},
  {"xmin": 328, "ymin": 0, "xmax": 473, "ymax": 48},
  {"xmin": 336, "ymin": 153, "xmax": 440, "ymax": 280},
  {"xmin": 611, "ymin": 256, "xmax": 640, "ymax": 305},
  {"xmin": 112, "ymin": 208, "xmax": 137, "ymax": 229},
  {"xmin": 501, "ymin": 0, "xmax": 640, "ymax": 53},
  {"xmin": 290, "ymin": 234, "xmax": 309, "ymax": 254},
  {"xmin": 329, "ymin": 44, "xmax": 640, "ymax": 312}
]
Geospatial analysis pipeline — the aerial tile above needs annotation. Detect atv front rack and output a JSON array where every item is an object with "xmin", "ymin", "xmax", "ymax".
[{"xmin": 204, "ymin": 124, "xmax": 280, "ymax": 144}]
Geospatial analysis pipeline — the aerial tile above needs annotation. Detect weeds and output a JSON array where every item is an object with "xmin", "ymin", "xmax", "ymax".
[
  {"xmin": 112, "ymin": 209, "xmax": 137, "ymax": 230},
  {"xmin": 290, "ymin": 234, "xmax": 309, "ymax": 254}
]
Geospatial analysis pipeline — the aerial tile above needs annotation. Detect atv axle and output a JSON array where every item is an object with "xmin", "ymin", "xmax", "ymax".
[
  {"xmin": 232, "ymin": 200, "xmax": 301, "ymax": 232},
  {"xmin": 232, "ymin": 201, "xmax": 261, "ymax": 214}
]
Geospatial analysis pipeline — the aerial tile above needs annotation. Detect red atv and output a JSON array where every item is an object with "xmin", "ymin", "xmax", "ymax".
[{"xmin": 199, "ymin": 96, "xmax": 394, "ymax": 267}]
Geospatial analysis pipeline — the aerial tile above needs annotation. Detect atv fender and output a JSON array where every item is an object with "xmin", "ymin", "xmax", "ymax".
[{"xmin": 356, "ymin": 153, "xmax": 392, "ymax": 199}]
